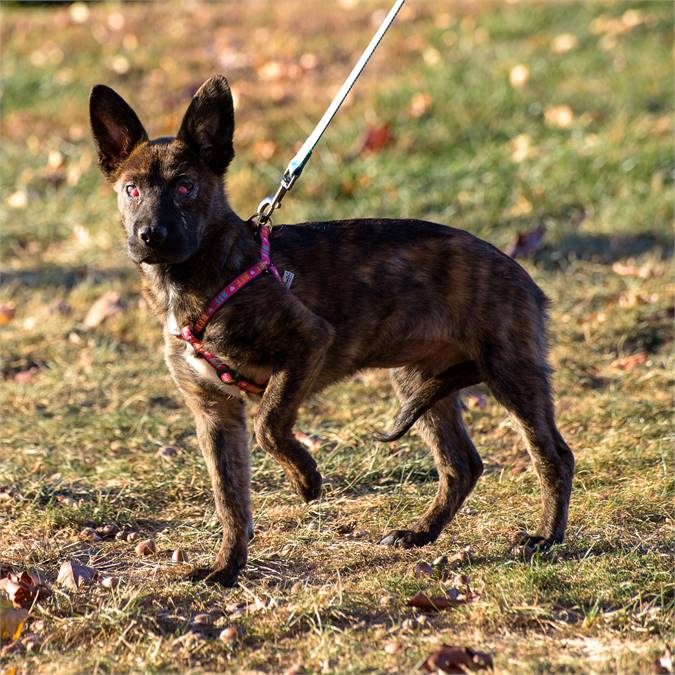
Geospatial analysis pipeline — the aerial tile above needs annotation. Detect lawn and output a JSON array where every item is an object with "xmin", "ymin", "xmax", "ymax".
[{"xmin": 0, "ymin": 1, "xmax": 673, "ymax": 673}]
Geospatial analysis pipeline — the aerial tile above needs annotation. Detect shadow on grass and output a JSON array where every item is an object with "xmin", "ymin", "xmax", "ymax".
[
  {"xmin": 0, "ymin": 263, "xmax": 134, "ymax": 289},
  {"xmin": 537, "ymin": 231, "xmax": 673, "ymax": 269}
]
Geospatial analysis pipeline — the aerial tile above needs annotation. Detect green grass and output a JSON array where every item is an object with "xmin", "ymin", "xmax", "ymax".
[{"xmin": 1, "ymin": 1, "xmax": 673, "ymax": 673}]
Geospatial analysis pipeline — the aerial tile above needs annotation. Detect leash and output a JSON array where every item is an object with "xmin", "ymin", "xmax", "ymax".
[
  {"xmin": 255, "ymin": 0, "xmax": 406, "ymax": 229},
  {"xmin": 177, "ymin": 0, "xmax": 405, "ymax": 394}
]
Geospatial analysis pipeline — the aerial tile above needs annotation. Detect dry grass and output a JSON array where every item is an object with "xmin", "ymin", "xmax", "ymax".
[{"xmin": 1, "ymin": 1, "xmax": 673, "ymax": 673}]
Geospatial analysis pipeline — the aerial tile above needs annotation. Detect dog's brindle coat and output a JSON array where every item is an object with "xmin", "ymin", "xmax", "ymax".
[{"xmin": 90, "ymin": 75, "xmax": 574, "ymax": 586}]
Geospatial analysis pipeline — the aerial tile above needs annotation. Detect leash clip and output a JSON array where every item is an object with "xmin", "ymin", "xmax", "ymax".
[{"xmin": 255, "ymin": 170, "xmax": 300, "ymax": 229}]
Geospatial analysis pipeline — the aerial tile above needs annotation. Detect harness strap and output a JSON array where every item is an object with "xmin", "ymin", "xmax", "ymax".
[{"xmin": 177, "ymin": 225, "xmax": 282, "ymax": 394}]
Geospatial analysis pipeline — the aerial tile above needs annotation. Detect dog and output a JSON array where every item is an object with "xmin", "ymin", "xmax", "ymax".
[{"xmin": 89, "ymin": 75, "xmax": 574, "ymax": 586}]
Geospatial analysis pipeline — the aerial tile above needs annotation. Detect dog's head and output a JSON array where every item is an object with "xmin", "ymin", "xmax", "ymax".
[{"xmin": 89, "ymin": 75, "xmax": 234, "ymax": 265}]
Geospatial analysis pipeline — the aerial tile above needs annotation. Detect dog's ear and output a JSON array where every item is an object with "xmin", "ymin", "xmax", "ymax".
[
  {"xmin": 90, "ymin": 84, "xmax": 148, "ymax": 180},
  {"xmin": 177, "ymin": 75, "xmax": 235, "ymax": 175}
]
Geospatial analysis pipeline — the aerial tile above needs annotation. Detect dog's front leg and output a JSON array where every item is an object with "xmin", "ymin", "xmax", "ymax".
[
  {"xmin": 254, "ymin": 306, "xmax": 334, "ymax": 503},
  {"xmin": 184, "ymin": 393, "xmax": 251, "ymax": 586}
]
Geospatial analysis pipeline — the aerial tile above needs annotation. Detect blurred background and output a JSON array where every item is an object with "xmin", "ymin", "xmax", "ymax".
[{"xmin": 0, "ymin": 2, "xmax": 673, "ymax": 673}]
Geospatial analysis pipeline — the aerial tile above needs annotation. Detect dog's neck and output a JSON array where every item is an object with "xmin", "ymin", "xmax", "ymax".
[{"xmin": 139, "ymin": 200, "xmax": 259, "ymax": 322}]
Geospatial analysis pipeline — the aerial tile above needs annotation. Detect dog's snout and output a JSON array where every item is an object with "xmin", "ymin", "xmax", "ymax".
[{"xmin": 138, "ymin": 225, "xmax": 167, "ymax": 247}]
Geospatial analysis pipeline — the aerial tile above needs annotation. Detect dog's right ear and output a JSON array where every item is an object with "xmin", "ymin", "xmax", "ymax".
[{"xmin": 89, "ymin": 84, "xmax": 148, "ymax": 180}]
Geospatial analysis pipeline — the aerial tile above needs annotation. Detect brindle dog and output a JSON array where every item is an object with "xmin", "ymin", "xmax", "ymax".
[{"xmin": 90, "ymin": 75, "xmax": 574, "ymax": 586}]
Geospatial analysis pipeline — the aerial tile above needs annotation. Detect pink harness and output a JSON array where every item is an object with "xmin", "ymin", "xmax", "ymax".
[{"xmin": 176, "ymin": 226, "xmax": 282, "ymax": 395}]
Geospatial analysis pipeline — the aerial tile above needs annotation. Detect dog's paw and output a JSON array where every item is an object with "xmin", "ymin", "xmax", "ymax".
[
  {"xmin": 291, "ymin": 467, "xmax": 323, "ymax": 503},
  {"xmin": 184, "ymin": 565, "xmax": 239, "ymax": 587},
  {"xmin": 510, "ymin": 531, "xmax": 559, "ymax": 558},
  {"xmin": 379, "ymin": 529, "xmax": 432, "ymax": 548}
]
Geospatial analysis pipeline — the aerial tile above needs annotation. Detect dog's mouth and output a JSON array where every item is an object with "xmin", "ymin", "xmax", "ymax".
[{"xmin": 127, "ymin": 239, "xmax": 194, "ymax": 266}]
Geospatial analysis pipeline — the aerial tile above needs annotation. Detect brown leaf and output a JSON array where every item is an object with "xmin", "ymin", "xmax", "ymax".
[
  {"xmin": 0, "ymin": 571, "xmax": 48, "ymax": 609},
  {"xmin": 505, "ymin": 227, "xmax": 544, "ymax": 259},
  {"xmin": 409, "ymin": 92, "xmax": 432, "ymax": 118},
  {"xmin": 135, "ymin": 539, "xmax": 157, "ymax": 556},
  {"xmin": 359, "ymin": 123, "xmax": 393, "ymax": 154},
  {"xmin": 414, "ymin": 561, "xmax": 434, "ymax": 578},
  {"xmin": 83, "ymin": 291, "xmax": 126, "ymax": 329},
  {"xmin": 653, "ymin": 645, "xmax": 673, "ymax": 674},
  {"xmin": 0, "ymin": 303, "xmax": 16, "ymax": 326},
  {"xmin": 610, "ymin": 352, "xmax": 648, "ymax": 371},
  {"xmin": 172, "ymin": 548, "xmax": 188, "ymax": 563},
  {"xmin": 57, "ymin": 560, "xmax": 98, "ymax": 591},
  {"xmin": 0, "ymin": 603, "xmax": 27, "ymax": 641},
  {"xmin": 407, "ymin": 592, "xmax": 466, "ymax": 612},
  {"xmin": 421, "ymin": 644, "xmax": 494, "ymax": 672}
]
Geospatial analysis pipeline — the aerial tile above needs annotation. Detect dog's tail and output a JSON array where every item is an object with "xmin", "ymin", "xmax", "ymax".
[{"xmin": 374, "ymin": 361, "xmax": 482, "ymax": 443}]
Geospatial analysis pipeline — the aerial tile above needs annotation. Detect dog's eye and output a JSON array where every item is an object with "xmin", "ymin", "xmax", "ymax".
[
  {"xmin": 176, "ymin": 181, "xmax": 194, "ymax": 197},
  {"xmin": 126, "ymin": 184, "xmax": 140, "ymax": 199}
]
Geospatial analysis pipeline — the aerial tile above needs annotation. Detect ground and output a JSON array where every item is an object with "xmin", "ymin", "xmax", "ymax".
[{"xmin": 0, "ymin": 1, "xmax": 673, "ymax": 673}]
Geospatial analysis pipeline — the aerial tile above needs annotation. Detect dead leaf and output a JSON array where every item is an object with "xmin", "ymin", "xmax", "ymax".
[
  {"xmin": 384, "ymin": 640, "xmax": 402, "ymax": 654},
  {"xmin": 551, "ymin": 33, "xmax": 578, "ymax": 54},
  {"xmin": 610, "ymin": 352, "xmax": 648, "ymax": 371},
  {"xmin": 358, "ymin": 123, "xmax": 393, "ymax": 155},
  {"xmin": 612, "ymin": 259, "xmax": 654, "ymax": 279},
  {"xmin": 545, "ymin": 105, "xmax": 574, "ymax": 129},
  {"xmin": 219, "ymin": 625, "xmax": 238, "ymax": 643},
  {"xmin": 294, "ymin": 431, "xmax": 321, "ymax": 452},
  {"xmin": 57, "ymin": 560, "xmax": 98, "ymax": 591},
  {"xmin": 0, "ymin": 303, "xmax": 16, "ymax": 326},
  {"xmin": 83, "ymin": 291, "xmax": 126, "ymax": 329},
  {"xmin": 409, "ymin": 92, "xmax": 432, "ymax": 118},
  {"xmin": 135, "ymin": 539, "xmax": 157, "ymax": 556},
  {"xmin": 0, "ymin": 601, "xmax": 27, "ymax": 642},
  {"xmin": 172, "ymin": 548, "xmax": 188, "ymax": 563},
  {"xmin": 509, "ymin": 64, "xmax": 529, "ymax": 89},
  {"xmin": 421, "ymin": 644, "xmax": 494, "ymax": 673},
  {"xmin": 0, "ymin": 572, "xmax": 45, "ymax": 609},
  {"xmin": 156, "ymin": 445, "xmax": 179, "ymax": 459},
  {"xmin": 414, "ymin": 561, "xmax": 434, "ymax": 578},
  {"xmin": 407, "ymin": 591, "xmax": 466, "ymax": 612},
  {"xmin": 505, "ymin": 227, "xmax": 544, "ymax": 259},
  {"xmin": 653, "ymin": 645, "xmax": 673, "ymax": 674}
]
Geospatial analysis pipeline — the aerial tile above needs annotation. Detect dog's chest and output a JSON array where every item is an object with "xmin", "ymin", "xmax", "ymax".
[{"xmin": 165, "ymin": 312, "xmax": 242, "ymax": 394}]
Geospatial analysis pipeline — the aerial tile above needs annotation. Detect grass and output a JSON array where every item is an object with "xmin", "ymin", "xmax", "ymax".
[{"xmin": 0, "ymin": 1, "xmax": 673, "ymax": 673}]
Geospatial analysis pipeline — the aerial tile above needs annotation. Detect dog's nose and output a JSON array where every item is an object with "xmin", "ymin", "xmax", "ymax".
[{"xmin": 138, "ymin": 225, "xmax": 167, "ymax": 247}]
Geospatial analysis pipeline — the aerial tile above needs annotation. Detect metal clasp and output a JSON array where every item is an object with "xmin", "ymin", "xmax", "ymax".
[{"xmin": 255, "ymin": 170, "xmax": 300, "ymax": 229}]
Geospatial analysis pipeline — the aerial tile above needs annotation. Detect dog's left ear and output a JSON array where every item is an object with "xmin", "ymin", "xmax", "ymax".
[{"xmin": 177, "ymin": 75, "xmax": 235, "ymax": 175}]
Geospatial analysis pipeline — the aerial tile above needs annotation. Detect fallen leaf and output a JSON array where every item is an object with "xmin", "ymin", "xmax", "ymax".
[
  {"xmin": 505, "ymin": 227, "xmax": 544, "ymax": 259},
  {"xmin": 545, "ymin": 104, "xmax": 574, "ymax": 129},
  {"xmin": 612, "ymin": 259, "xmax": 654, "ymax": 279},
  {"xmin": 0, "ymin": 600, "xmax": 27, "ymax": 641},
  {"xmin": 156, "ymin": 445, "xmax": 179, "ymax": 459},
  {"xmin": 219, "ymin": 625, "xmax": 237, "ymax": 643},
  {"xmin": 172, "ymin": 548, "xmax": 188, "ymax": 563},
  {"xmin": 135, "ymin": 539, "xmax": 157, "ymax": 556},
  {"xmin": 409, "ymin": 92, "xmax": 432, "ymax": 118},
  {"xmin": 384, "ymin": 640, "xmax": 402, "ymax": 654},
  {"xmin": 101, "ymin": 576, "xmax": 120, "ymax": 590},
  {"xmin": 407, "ymin": 591, "xmax": 466, "ymax": 612},
  {"xmin": 57, "ymin": 560, "xmax": 98, "ymax": 591},
  {"xmin": 421, "ymin": 644, "xmax": 494, "ymax": 673},
  {"xmin": 358, "ymin": 123, "xmax": 393, "ymax": 154},
  {"xmin": 551, "ymin": 33, "xmax": 578, "ymax": 54},
  {"xmin": 465, "ymin": 394, "xmax": 487, "ymax": 409},
  {"xmin": 0, "ymin": 303, "xmax": 16, "ymax": 325},
  {"xmin": 610, "ymin": 352, "xmax": 648, "ymax": 371},
  {"xmin": 509, "ymin": 64, "xmax": 529, "ymax": 88},
  {"xmin": 0, "ymin": 572, "xmax": 42, "ymax": 609},
  {"xmin": 294, "ymin": 431, "xmax": 322, "ymax": 452},
  {"xmin": 653, "ymin": 645, "xmax": 673, "ymax": 674},
  {"xmin": 83, "ymin": 291, "xmax": 126, "ymax": 329},
  {"xmin": 414, "ymin": 561, "xmax": 434, "ymax": 578}
]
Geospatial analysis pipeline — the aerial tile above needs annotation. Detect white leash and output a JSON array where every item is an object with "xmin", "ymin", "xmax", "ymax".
[{"xmin": 256, "ymin": 0, "xmax": 406, "ymax": 228}]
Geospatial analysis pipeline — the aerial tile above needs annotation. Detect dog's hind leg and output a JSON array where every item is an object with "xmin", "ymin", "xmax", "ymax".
[
  {"xmin": 481, "ymin": 352, "xmax": 574, "ymax": 549},
  {"xmin": 380, "ymin": 366, "xmax": 483, "ymax": 548}
]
